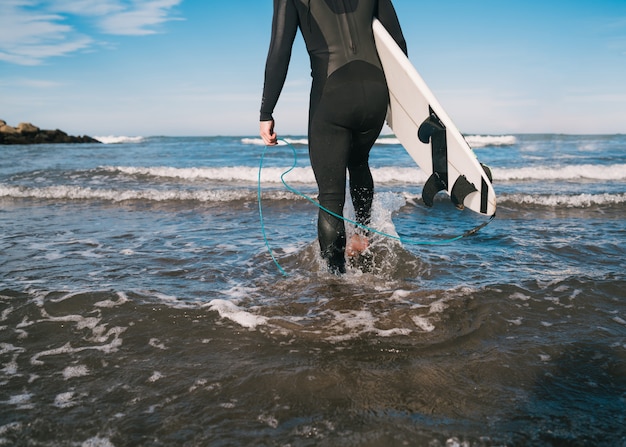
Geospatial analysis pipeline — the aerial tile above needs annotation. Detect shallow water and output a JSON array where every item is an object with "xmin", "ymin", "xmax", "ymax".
[{"xmin": 1, "ymin": 134, "xmax": 625, "ymax": 446}]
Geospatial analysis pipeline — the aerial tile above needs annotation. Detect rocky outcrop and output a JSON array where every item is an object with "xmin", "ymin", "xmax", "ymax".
[{"xmin": 0, "ymin": 120, "xmax": 100, "ymax": 145}]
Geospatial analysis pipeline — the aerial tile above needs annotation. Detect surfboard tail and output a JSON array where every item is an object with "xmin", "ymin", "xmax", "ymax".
[{"xmin": 374, "ymin": 18, "xmax": 497, "ymax": 217}]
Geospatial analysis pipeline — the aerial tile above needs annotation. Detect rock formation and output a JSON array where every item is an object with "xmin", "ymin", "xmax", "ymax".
[{"xmin": 0, "ymin": 120, "xmax": 100, "ymax": 144}]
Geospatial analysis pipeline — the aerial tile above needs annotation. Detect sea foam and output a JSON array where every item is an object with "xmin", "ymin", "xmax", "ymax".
[
  {"xmin": 94, "ymin": 135, "xmax": 144, "ymax": 144},
  {"xmin": 206, "ymin": 299, "xmax": 269, "ymax": 330},
  {"xmin": 2, "ymin": 184, "xmax": 624, "ymax": 208}
]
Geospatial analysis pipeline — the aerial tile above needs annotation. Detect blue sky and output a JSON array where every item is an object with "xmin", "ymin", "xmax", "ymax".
[{"xmin": 1, "ymin": 0, "xmax": 625, "ymax": 136}]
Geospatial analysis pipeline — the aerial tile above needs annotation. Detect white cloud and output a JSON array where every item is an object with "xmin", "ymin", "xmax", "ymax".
[
  {"xmin": 48, "ymin": 0, "xmax": 184, "ymax": 35},
  {"xmin": 47, "ymin": 0, "xmax": 124, "ymax": 17},
  {"xmin": 98, "ymin": 0, "xmax": 183, "ymax": 36},
  {"xmin": 0, "ymin": 1, "xmax": 91, "ymax": 65},
  {"xmin": 0, "ymin": 0, "xmax": 183, "ymax": 65}
]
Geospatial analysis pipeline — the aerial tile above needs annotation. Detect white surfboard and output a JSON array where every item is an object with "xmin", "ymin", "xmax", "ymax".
[{"xmin": 373, "ymin": 19, "xmax": 496, "ymax": 216}]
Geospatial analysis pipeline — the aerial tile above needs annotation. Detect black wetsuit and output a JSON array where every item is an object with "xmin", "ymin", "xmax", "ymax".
[{"xmin": 260, "ymin": 0, "xmax": 407, "ymax": 273}]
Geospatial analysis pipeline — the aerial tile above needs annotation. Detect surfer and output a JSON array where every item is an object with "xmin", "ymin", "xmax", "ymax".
[{"xmin": 259, "ymin": 0, "xmax": 407, "ymax": 274}]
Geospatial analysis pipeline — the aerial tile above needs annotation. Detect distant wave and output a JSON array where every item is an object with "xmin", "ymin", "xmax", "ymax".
[
  {"xmin": 94, "ymin": 136, "xmax": 145, "ymax": 144},
  {"xmin": 0, "ymin": 184, "xmax": 261, "ymax": 202},
  {"xmin": 1, "ymin": 184, "xmax": 624, "ymax": 209},
  {"xmin": 496, "ymin": 164, "xmax": 626, "ymax": 181},
  {"xmin": 242, "ymin": 135, "xmax": 516, "ymax": 148},
  {"xmin": 499, "ymin": 192, "xmax": 626, "ymax": 208},
  {"xmin": 465, "ymin": 135, "xmax": 517, "ymax": 147},
  {"xmin": 101, "ymin": 163, "xmax": 626, "ymax": 183},
  {"xmin": 105, "ymin": 165, "xmax": 428, "ymax": 184},
  {"xmin": 104, "ymin": 165, "xmax": 318, "ymax": 183}
]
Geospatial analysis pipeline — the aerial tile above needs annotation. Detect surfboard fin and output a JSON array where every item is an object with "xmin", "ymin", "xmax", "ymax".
[
  {"xmin": 419, "ymin": 108, "xmax": 450, "ymax": 208},
  {"xmin": 451, "ymin": 175, "xmax": 477, "ymax": 210},
  {"xmin": 422, "ymin": 173, "xmax": 447, "ymax": 207},
  {"xmin": 418, "ymin": 111, "xmax": 445, "ymax": 145},
  {"xmin": 480, "ymin": 163, "xmax": 493, "ymax": 182}
]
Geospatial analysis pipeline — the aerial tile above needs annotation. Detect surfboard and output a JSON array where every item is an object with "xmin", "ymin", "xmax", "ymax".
[{"xmin": 373, "ymin": 19, "xmax": 496, "ymax": 216}]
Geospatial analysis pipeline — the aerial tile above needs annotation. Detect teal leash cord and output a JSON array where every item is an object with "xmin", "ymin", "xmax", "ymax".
[
  {"xmin": 258, "ymin": 139, "xmax": 495, "ymax": 274},
  {"xmin": 258, "ymin": 143, "xmax": 288, "ymax": 276}
]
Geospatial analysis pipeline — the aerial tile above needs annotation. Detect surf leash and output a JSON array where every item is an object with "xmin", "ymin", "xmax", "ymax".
[
  {"xmin": 258, "ymin": 143, "xmax": 288, "ymax": 276},
  {"xmin": 258, "ymin": 139, "xmax": 495, "ymax": 274}
]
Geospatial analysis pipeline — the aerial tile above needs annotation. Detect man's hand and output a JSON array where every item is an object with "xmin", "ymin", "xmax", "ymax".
[{"xmin": 260, "ymin": 120, "xmax": 278, "ymax": 146}]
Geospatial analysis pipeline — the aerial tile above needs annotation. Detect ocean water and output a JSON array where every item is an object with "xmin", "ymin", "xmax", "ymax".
[{"xmin": 0, "ymin": 133, "xmax": 625, "ymax": 446}]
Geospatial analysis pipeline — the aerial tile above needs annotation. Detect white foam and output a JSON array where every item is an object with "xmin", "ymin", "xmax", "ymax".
[
  {"xmin": 106, "ymin": 162, "xmax": 626, "ymax": 184},
  {"xmin": 94, "ymin": 135, "xmax": 144, "ymax": 144},
  {"xmin": 7, "ymin": 393, "xmax": 33, "ymax": 409},
  {"xmin": 2, "ymin": 355, "xmax": 19, "ymax": 375},
  {"xmin": 220, "ymin": 286, "xmax": 259, "ymax": 301},
  {"xmin": 148, "ymin": 371, "xmax": 164, "ymax": 383},
  {"xmin": 465, "ymin": 135, "xmax": 517, "ymax": 147},
  {"xmin": 82, "ymin": 437, "xmax": 116, "ymax": 447},
  {"xmin": 613, "ymin": 316, "xmax": 626, "ymax": 326},
  {"xmin": 108, "ymin": 164, "xmax": 426, "ymax": 185},
  {"xmin": 503, "ymin": 192, "xmax": 626, "ymax": 207},
  {"xmin": 149, "ymin": 338, "xmax": 167, "ymax": 350},
  {"xmin": 110, "ymin": 165, "xmax": 244, "ymax": 180},
  {"xmin": 371, "ymin": 167, "xmax": 428, "ymax": 184},
  {"xmin": 496, "ymin": 164, "xmax": 626, "ymax": 181},
  {"xmin": 63, "ymin": 365, "xmax": 90, "ymax": 379},
  {"xmin": 325, "ymin": 310, "xmax": 412, "ymax": 341},
  {"xmin": 206, "ymin": 299, "xmax": 268, "ymax": 329},
  {"xmin": 411, "ymin": 316, "xmax": 435, "ymax": 332},
  {"xmin": 0, "ymin": 184, "xmax": 258, "ymax": 203},
  {"xmin": 0, "ymin": 422, "xmax": 22, "ymax": 436},
  {"xmin": 30, "ymin": 325, "xmax": 125, "ymax": 365},
  {"xmin": 0, "ymin": 306, "xmax": 13, "ymax": 322},
  {"xmin": 369, "ymin": 191, "xmax": 405, "ymax": 238},
  {"xmin": 94, "ymin": 292, "xmax": 129, "ymax": 308},
  {"xmin": 506, "ymin": 318, "xmax": 524, "ymax": 326},
  {"xmin": 54, "ymin": 391, "xmax": 77, "ymax": 408},
  {"xmin": 258, "ymin": 413, "xmax": 279, "ymax": 428},
  {"xmin": 0, "ymin": 343, "xmax": 25, "ymax": 356},
  {"xmin": 390, "ymin": 290, "xmax": 412, "ymax": 300},
  {"xmin": 446, "ymin": 437, "xmax": 469, "ymax": 447},
  {"xmin": 509, "ymin": 292, "xmax": 531, "ymax": 301},
  {"xmin": 428, "ymin": 299, "xmax": 448, "ymax": 314},
  {"xmin": 2, "ymin": 163, "xmax": 621, "ymax": 206}
]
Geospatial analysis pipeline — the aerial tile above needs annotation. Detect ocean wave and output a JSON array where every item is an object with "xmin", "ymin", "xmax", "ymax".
[
  {"xmin": 101, "ymin": 163, "xmax": 626, "ymax": 183},
  {"xmin": 496, "ymin": 164, "xmax": 626, "ymax": 181},
  {"xmin": 0, "ymin": 184, "xmax": 263, "ymax": 203},
  {"xmin": 242, "ymin": 135, "xmax": 517, "ymax": 148},
  {"xmin": 464, "ymin": 135, "xmax": 517, "ymax": 147},
  {"xmin": 2, "ymin": 184, "xmax": 624, "ymax": 209},
  {"xmin": 498, "ymin": 192, "xmax": 626, "ymax": 208},
  {"xmin": 104, "ymin": 165, "xmax": 319, "ymax": 183},
  {"xmin": 93, "ymin": 136, "xmax": 145, "ymax": 144}
]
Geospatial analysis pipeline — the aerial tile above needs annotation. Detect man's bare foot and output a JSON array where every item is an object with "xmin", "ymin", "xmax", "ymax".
[{"xmin": 346, "ymin": 234, "xmax": 369, "ymax": 258}]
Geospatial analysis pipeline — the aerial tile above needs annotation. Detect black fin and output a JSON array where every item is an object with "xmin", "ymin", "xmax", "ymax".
[
  {"xmin": 422, "ymin": 173, "xmax": 447, "ymax": 207},
  {"xmin": 480, "ymin": 163, "xmax": 493, "ymax": 182},
  {"xmin": 419, "ymin": 110, "xmax": 446, "ymax": 175},
  {"xmin": 450, "ymin": 175, "xmax": 477, "ymax": 210},
  {"xmin": 418, "ymin": 113, "xmax": 445, "ymax": 144}
]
